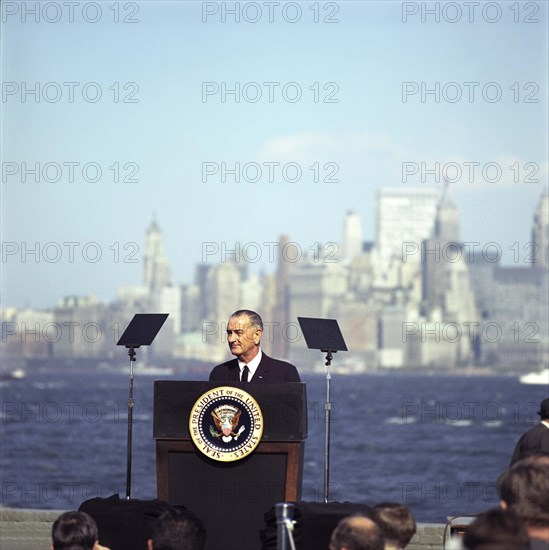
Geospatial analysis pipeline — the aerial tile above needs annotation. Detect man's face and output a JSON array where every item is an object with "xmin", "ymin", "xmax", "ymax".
[{"xmin": 226, "ymin": 315, "xmax": 262, "ymax": 362}]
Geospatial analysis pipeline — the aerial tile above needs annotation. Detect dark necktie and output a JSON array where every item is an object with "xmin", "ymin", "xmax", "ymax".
[{"xmin": 241, "ymin": 365, "xmax": 249, "ymax": 382}]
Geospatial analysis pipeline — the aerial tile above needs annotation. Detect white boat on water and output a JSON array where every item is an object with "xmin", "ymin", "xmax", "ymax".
[
  {"xmin": 0, "ymin": 368, "xmax": 27, "ymax": 381},
  {"xmin": 519, "ymin": 368, "xmax": 549, "ymax": 385}
]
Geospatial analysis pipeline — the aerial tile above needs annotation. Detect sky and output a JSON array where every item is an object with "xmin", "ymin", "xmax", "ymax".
[{"xmin": 1, "ymin": 0, "xmax": 548, "ymax": 309}]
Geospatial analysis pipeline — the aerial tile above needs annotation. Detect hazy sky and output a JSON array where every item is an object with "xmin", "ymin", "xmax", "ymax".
[{"xmin": 2, "ymin": 0, "xmax": 548, "ymax": 309}]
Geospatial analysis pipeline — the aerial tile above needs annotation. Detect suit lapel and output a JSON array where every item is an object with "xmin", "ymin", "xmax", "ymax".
[
  {"xmin": 230, "ymin": 359, "xmax": 240, "ymax": 381},
  {"xmin": 253, "ymin": 354, "xmax": 270, "ymax": 382}
]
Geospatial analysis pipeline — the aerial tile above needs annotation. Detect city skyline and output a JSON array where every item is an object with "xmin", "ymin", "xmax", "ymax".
[
  {"xmin": 2, "ymin": 182, "xmax": 547, "ymax": 370},
  {"xmin": 2, "ymin": 186, "xmax": 547, "ymax": 311}
]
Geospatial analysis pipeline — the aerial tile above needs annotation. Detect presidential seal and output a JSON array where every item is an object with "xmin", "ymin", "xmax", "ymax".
[{"xmin": 189, "ymin": 386, "xmax": 263, "ymax": 462}]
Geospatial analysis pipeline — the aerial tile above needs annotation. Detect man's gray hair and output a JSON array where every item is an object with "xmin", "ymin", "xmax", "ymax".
[{"xmin": 230, "ymin": 310, "xmax": 263, "ymax": 331}]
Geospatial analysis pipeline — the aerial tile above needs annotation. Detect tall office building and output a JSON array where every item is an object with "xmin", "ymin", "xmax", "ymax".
[
  {"xmin": 143, "ymin": 219, "xmax": 171, "ymax": 298},
  {"xmin": 272, "ymin": 234, "xmax": 292, "ymax": 359},
  {"xmin": 53, "ymin": 296, "xmax": 108, "ymax": 358},
  {"xmin": 180, "ymin": 283, "xmax": 201, "ymax": 333},
  {"xmin": 240, "ymin": 273, "xmax": 262, "ymax": 312},
  {"xmin": 202, "ymin": 262, "xmax": 241, "ymax": 359},
  {"xmin": 422, "ymin": 187, "xmax": 478, "ymax": 363},
  {"xmin": 204, "ymin": 262, "xmax": 241, "ymax": 325},
  {"xmin": 423, "ymin": 188, "xmax": 461, "ymax": 312},
  {"xmin": 485, "ymin": 266, "xmax": 548, "ymax": 366},
  {"xmin": 532, "ymin": 191, "xmax": 549, "ymax": 270},
  {"xmin": 342, "ymin": 211, "xmax": 363, "ymax": 261},
  {"xmin": 434, "ymin": 190, "xmax": 459, "ymax": 243},
  {"xmin": 160, "ymin": 284, "xmax": 182, "ymax": 335},
  {"xmin": 376, "ymin": 187, "xmax": 440, "ymax": 277}
]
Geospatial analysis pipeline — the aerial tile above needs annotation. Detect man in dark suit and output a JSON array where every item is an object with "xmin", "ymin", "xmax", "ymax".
[
  {"xmin": 510, "ymin": 398, "xmax": 549, "ymax": 465},
  {"xmin": 209, "ymin": 309, "xmax": 301, "ymax": 383}
]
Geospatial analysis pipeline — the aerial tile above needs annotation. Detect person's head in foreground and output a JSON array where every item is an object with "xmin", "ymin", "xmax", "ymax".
[
  {"xmin": 329, "ymin": 515, "xmax": 384, "ymax": 550},
  {"xmin": 372, "ymin": 502, "xmax": 416, "ymax": 549},
  {"xmin": 497, "ymin": 460, "xmax": 549, "ymax": 544},
  {"xmin": 52, "ymin": 511, "xmax": 108, "ymax": 550},
  {"xmin": 147, "ymin": 507, "xmax": 206, "ymax": 550},
  {"xmin": 462, "ymin": 508, "xmax": 529, "ymax": 550}
]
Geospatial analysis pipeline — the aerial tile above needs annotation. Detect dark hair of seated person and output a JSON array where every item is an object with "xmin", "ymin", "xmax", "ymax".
[
  {"xmin": 52, "ymin": 511, "xmax": 99, "ymax": 550},
  {"xmin": 497, "ymin": 461, "xmax": 549, "ymax": 527},
  {"xmin": 372, "ymin": 502, "xmax": 416, "ymax": 548},
  {"xmin": 148, "ymin": 507, "xmax": 206, "ymax": 550},
  {"xmin": 462, "ymin": 508, "xmax": 529, "ymax": 550}
]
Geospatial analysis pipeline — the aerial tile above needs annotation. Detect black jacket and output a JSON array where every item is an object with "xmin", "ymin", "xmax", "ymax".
[
  {"xmin": 209, "ymin": 352, "xmax": 301, "ymax": 383},
  {"xmin": 510, "ymin": 422, "xmax": 549, "ymax": 465}
]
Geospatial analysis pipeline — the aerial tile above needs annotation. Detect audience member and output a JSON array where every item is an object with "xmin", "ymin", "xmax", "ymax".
[
  {"xmin": 497, "ymin": 460, "xmax": 549, "ymax": 549},
  {"xmin": 147, "ymin": 507, "xmax": 206, "ymax": 550},
  {"xmin": 462, "ymin": 508, "xmax": 529, "ymax": 550},
  {"xmin": 372, "ymin": 502, "xmax": 416, "ymax": 549},
  {"xmin": 52, "ymin": 511, "xmax": 110, "ymax": 550},
  {"xmin": 329, "ymin": 515, "xmax": 384, "ymax": 550},
  {"xmin": 510, "ymin": 398, "xmax": 549, "ymax": 465}
]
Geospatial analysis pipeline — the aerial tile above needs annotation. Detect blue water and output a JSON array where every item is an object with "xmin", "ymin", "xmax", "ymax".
[{"xmin": 1, "ymin": 366, "xmax": 547, "ymax": 523}]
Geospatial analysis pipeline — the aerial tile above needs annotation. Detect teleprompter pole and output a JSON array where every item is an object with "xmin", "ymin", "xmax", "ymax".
[
  {"xmin": 125, "ymin": 346, "xmax": 136, "ymax": 500},
  {"xmin": 323, "ymin": 350, "xmax": 334, "ymax": 503}
]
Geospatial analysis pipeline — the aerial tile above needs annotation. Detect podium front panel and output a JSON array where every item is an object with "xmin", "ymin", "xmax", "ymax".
[{"xmin": 157, "ymin": 440, "xmax": 303, "ymax": 550}]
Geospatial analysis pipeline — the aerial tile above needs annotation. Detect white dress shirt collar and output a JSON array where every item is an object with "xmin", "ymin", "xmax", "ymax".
[{"xmin": 238, "ymin": 348, "xmax": 262, "ymax": 381}]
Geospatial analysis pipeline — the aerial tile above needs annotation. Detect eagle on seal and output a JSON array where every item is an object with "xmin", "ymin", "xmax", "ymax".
[{"xmin": 211, "ymin": 408, "xmax": 242, "ymax": 437}]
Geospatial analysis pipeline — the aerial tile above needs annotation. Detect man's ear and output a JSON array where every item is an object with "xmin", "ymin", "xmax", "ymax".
[
  {"xmin": 500, "ymin": 499, "xmax": 508, "ymax": 510},
  {"xmin": 147, "ymin": 538, "xmax": 154, "ymax": 550}
]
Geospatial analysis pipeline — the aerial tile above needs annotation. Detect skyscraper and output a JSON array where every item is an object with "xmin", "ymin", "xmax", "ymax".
[
  {"xmin": 342, "ymin": 211, "xmax": 363, "ymax": 261},
  {"xmin": 143, "ymin": 219, "xmax": 171, "ymax": 299},
  {"xmin": 376, "ymin": 187, "xmax": 440, "ymax": 278},
  {"xmin": 272, "ymin": 234, "xmax": 292, "ymax": 358},
  {"xmin": 423, "ymin": 183, "xmax": 461, "ymax": 313},
  {"xmin": 532, "ymin": 191, "xmax": 549, "ymax": 270},
  {"xmin": 421, "ymin": 185, "xmax": 478, "ymax": 364},
  {"xmin": 434, "ymin": 183, "xmax": 459, "ymax": 243},
  {"xmin": 204, "ymin": 262, "xmax": 241, "ymax": 325}
]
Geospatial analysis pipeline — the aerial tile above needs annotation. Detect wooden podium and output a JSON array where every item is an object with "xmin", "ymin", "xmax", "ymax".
[{"xmin": 154, "ymin": 381, "xmax": 307, "ymax": 550}]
